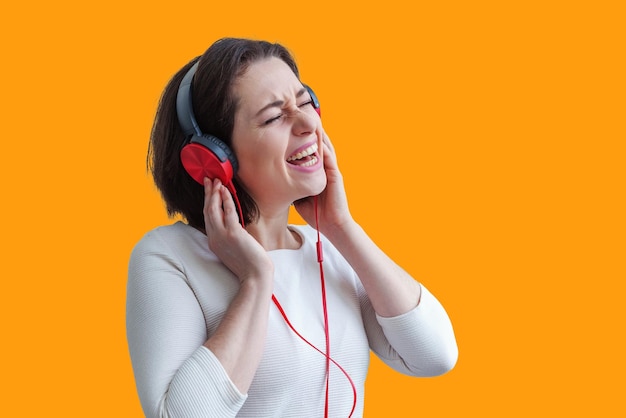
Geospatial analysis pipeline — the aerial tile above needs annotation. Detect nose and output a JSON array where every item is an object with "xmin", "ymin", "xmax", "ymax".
[{"xmin": 291, "ymin": 108, "xmax": 317, "ymax": 137}]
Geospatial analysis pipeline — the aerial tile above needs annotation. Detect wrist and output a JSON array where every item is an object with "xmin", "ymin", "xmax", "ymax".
[
  {"xmin": 239, "ymin": 271, "xmax": 274, "ymax": 294},
  {"xmin": 322, "ymin": 218, "xmax": 360, "ymax": 245}
]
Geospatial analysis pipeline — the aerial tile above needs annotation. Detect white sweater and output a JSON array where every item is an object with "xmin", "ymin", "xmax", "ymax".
[{"xmin": 126, "ymin": 222, "xmax": 457, "ymax": 417}]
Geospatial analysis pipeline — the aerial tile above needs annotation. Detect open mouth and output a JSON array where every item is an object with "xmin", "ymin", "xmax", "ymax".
[{"xmin": 286, "ymin": 143, "xmax": 319, "ymax": 167}]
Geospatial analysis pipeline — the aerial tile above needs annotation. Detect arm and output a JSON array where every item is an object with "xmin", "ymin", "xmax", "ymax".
[
  {"xmin": 358, "ymin": 280, "xmax": 458, "ymax": 377},
  {"xmin": 126, "ymin": 179, "xmax": 273, "ymax": 417},
  {"xmin": 201, "ymin": 178, "xmax": 274, "ymax": 394},
  {"xmin": 324, "ymin": 220, "xmax": 421, "ymax": 317},
  {"xmin": 127, "ymin": 234, "xmax": 249, "ymax": 418},
  {"xmin": 295, "ymin": 131, "xmax": 457, "ymax": 374}
]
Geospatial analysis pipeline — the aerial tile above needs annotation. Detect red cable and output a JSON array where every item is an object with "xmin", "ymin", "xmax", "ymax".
[
  {"xmin": 271, "ymin": 294, "xmax": 357, "ymax": 417},
  {"xmin": 314, "ymin": 196, "xmax": 331, "ymax": 418}
]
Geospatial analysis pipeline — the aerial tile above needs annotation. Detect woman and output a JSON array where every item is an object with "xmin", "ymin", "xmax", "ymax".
[{"xmin": 127, "ymin": 37, "xmax": 458, "ymax": 418}]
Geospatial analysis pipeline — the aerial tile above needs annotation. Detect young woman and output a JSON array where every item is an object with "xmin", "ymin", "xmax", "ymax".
[{"xmin": 127, "ymin": 37, "xmax": 458, "ymax": 418}]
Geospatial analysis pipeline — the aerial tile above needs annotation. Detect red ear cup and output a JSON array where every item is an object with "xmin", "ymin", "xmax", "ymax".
[
  {"xmin": 181, "ymin": 143, "xmax": 233, "ymax": 185},
  {"xmin": 180, "ymin": 134, "xmax": 238, "ymax": 185}
]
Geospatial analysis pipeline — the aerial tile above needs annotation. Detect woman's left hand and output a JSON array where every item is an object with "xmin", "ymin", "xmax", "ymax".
[{"xmin": 294, "ymin": 130, "xmax": 353, "ymax": 236}]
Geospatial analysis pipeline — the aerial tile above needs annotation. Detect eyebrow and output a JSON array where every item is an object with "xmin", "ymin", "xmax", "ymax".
[{"xmin": 255, "ymin": 87, "xmax": 308, "ymax": 117}]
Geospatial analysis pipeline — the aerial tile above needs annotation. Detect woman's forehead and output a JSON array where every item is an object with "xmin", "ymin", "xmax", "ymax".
[{"xmin": 234, "ymin": 58, "xmax": 301, "ymax": 104}]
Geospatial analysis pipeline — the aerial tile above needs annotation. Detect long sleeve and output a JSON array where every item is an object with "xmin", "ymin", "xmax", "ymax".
[
  {"xmin": 376, "ymin": 285, "xmax": 458, "ymax": 376},
  {"xmin": 126, "ymin": 229, "xmax": 247, "ymax": 418},
  {"xmin": 359, "ymin": 281, "xmax": 458, "ymax": 377}
]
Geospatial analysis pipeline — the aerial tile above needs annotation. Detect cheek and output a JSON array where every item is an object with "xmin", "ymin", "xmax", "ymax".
[
  {"xmin": 231, "ymin": 126, "xmax": 291, "ymax": 185},
  {"xmin": 234, "ymin": 149, "xmax": 280, "ymax": 191},
  {"xmin": 238, "ymin": 137, "xmax": 286, "ymax": 171}
]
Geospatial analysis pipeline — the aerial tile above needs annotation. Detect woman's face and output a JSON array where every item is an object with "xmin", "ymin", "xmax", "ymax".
[{"xmin": 231, "ymin": 57, "xmax": 326, "ymax": 214}]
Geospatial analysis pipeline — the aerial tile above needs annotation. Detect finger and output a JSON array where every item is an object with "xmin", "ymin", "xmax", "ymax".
[
  {"xmin": 220, "ymin": 185, "xmax": 240, "ymax": 227},
  {"xmin": 319, "ymin": 131, "xmax": 337, "ymax": 162},
  {"xmin": 203, "ymin": 178, "xmax": 225, "ymax": 229},
  {"xmin": 322, "ymin": 141, "xmax": 338, "ymax": 169},
  {"xmin": 321, "ymin": 130, "xmax": 335, "ymax": 152},
  {"xmin": 203, "ymin": 177, "xmax": 213, "ymax": 210},
  {"xmin": 203, "ymin": 177, "xmax": 213, "ymax": 220}
]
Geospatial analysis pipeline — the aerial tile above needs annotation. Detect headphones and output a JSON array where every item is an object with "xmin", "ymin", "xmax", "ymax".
[{"xmin": 176, "ymin": 60, "xmax": 321, "ymax": 186}]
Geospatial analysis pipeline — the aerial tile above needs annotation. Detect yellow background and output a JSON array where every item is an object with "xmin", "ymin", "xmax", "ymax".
[{"xmin": 1, "ymin": 0, "xmax": 624, "ymax": 416}]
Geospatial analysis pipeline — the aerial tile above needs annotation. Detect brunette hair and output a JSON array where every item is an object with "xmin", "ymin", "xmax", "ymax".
[{"xmin": 148, "ymin": 38, "xmax": 300, "ymax": 229}]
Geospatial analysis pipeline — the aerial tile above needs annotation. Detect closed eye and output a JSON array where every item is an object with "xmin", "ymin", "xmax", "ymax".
[
  {"xmin": 264, "ymin": 114, "xmax": 283, "ymax": 125},
  {"xmin": 264, "ymin": 100, "xmax": 314, "ymax": 125}
]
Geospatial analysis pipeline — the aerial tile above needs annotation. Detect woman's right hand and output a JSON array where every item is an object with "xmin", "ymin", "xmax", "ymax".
[{"xmin": 203, "ymin": 178, "xmax": 274, "ymax": 284}]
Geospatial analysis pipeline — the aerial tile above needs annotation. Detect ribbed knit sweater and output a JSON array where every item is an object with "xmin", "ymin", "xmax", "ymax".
[{"xmin": 126, "ymin": 222, "xmax": 457, "ymax": 417}]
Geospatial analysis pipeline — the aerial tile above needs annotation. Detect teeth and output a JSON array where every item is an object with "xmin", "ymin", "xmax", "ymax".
[
  {"xmin": 299, "ymin": 156, "xmax": 318, "ymax": 167},
  {"xmin": 287, "ymin": 143, "xmax": 318, "ymax": 161}
]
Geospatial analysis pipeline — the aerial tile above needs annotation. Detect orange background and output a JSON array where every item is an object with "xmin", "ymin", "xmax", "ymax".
[{"xmin": 1, "ymin": 0, "xmax": 624, "ymax": 416}]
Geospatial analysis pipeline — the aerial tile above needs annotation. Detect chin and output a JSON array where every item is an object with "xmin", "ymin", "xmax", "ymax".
[{"xmin": 301, "ymin": 174, "xmax": 327, "ymax": 198}]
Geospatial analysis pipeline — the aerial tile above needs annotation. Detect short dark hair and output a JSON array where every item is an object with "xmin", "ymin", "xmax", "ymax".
[{"xmin": 148, "ymin": 38, "xmax": 300, "ymax": 229}]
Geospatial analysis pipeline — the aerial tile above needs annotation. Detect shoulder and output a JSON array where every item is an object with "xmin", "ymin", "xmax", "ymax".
[
  {"xmin": 130, "ymin": 221, "xmax": 217, "ymax": 266},
  {"xmin": 132, "ymin": 221, "xmax": 190, "ymax": 252}
]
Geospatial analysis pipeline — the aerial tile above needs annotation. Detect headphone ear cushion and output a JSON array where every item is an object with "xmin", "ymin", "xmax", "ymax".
[
  {"xmin": 180, "ymin": 134, "xmax": 238, "ymax": 185},
  {"xmin": 304, "ymin": 85, "xmax": 321, "ymax": 117}
]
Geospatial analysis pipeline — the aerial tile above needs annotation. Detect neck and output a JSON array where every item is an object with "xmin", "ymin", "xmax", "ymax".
[{"xmin": 246, "ymin": 210, "xmax": 301, "ymax": 251}]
